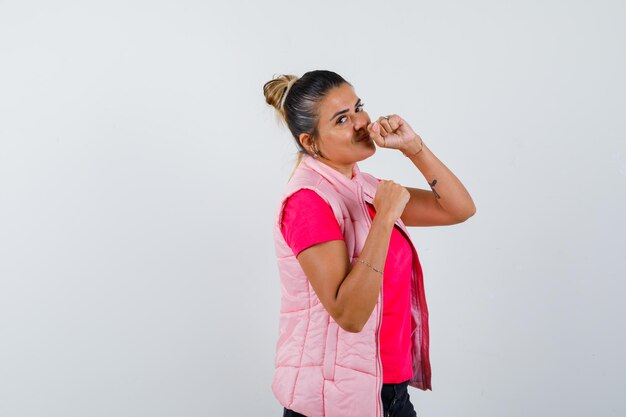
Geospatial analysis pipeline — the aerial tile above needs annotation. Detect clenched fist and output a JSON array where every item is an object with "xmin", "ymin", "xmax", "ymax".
[
  {"xmin": 372, "ymin": 180, "xmax": 410, "ymax": 223},
  {"xmin": 367, "ymin": 114, "xmax": 422, "ymax": 153}
]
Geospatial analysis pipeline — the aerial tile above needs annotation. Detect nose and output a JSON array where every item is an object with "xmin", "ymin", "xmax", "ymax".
[{"xmin": 353, "ymin": 111, "xmax": 369, "ymax": 131}]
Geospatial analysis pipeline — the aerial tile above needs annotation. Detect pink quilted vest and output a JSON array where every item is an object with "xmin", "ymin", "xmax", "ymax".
[{"xmin": 272, "ymin": 153, "xmax": 431, "ymax": 417}]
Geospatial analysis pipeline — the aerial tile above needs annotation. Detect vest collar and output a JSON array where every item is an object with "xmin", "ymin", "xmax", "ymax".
[
  {"xmin": 301, "ymin": 153, "xmax": 376, "ymax": 200},
  {"xmin": 301, "ymin": 152, "xmax": 360, "ymax": 181}
]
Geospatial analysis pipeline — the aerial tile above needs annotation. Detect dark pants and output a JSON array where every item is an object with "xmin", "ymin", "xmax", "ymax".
[{"xmin": 283, "ymin": 379, "xmax": 417, "ymax": 417}]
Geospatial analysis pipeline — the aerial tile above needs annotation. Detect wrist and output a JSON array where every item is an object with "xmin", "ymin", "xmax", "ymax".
[
  {"xmin": 401, "ymin": 136, "xmax": 424, "ymax": 158},
  {"xmin": 372, "ymin": 212, "xmax": 397, "ymax": 228}
]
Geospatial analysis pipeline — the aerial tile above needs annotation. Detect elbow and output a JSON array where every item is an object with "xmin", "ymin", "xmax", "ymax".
[
  {"xmin": 335, "ymin": 313, "xmax": 367, "ymax": 333},
  {"xmin": 330, "ymin": 295, "xmax": 373, "ymax": 333},
  {"xmin": 456, "ymin": 205, "xmax": 477, "ymax": 223},
  {"xmin": 340, "ymin": 321, "xmax": 365, "ymax": 333},
  {"xmin": 468, "ymin": 205, "xmax": 477, "ymax": 219}
]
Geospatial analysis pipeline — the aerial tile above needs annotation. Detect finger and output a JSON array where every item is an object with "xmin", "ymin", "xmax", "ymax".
[
  {"xmin": 387, "ymin": 115, "xmax": 400, "ymax": 131},
  {"xmin": 378, "ymin": 117, "xmax": 390, "ymax": 136},
  {"xmin": 367, "ymin": 122, "xmax": 385, "ymax": 147},
  {"xmin": 377, "ymin": 116, "xmax": 392, "ymax": 136}
]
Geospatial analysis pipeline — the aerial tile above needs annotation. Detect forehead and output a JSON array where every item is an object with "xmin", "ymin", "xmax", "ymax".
[{"xmin": 319, "ymin": 84, "xmax": 358, "ymax": 116}]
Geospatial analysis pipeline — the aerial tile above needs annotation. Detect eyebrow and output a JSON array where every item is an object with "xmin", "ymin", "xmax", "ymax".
[{"xmin": 329, "ymin": 98, "xmax": 361, "ymax": 121}]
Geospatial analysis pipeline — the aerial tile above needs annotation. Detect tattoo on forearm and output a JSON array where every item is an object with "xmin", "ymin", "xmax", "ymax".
[{"xmin": 429, "ymin": 179, "xmax": 441, "ymax": 199}]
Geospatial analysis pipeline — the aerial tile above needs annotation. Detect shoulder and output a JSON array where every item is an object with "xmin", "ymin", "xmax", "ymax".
[
  {"xmin": 285, "ymin": 188, "xmax": 328, "ymax": 207},
  {"xmin": 280, "ymin": 189, "xmax": 344, "ymax": 256},
  {"xmin": 282, "ymin": 189, "xmax": 335, "ymax": 222}
]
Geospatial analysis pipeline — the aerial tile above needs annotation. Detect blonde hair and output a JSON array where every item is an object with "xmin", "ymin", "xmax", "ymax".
[{"xmin": 263, "ymin": 74, "xmax": 298, "ymax": 124}]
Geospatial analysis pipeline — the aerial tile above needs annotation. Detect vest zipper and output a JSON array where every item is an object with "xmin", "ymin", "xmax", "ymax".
[{"xmin": 356, "ymin": 182, "xmax": 384, "ymax": 417}]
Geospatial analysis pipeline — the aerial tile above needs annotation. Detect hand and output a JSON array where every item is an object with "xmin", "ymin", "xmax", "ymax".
[
  {"xmin": 372, "ymin": 180, "xmax": 410, "ymax": 223},
  {"xmin": 367, "ymin": 114, "xmax": 422, "ymax": 154}
]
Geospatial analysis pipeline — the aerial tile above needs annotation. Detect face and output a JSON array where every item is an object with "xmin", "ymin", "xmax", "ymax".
[{"xmin": 301, "ymin": 83, "xmax": 376, "ymax": 176}]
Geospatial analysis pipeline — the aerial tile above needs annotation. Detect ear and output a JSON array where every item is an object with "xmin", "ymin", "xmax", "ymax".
[{"xmin": 299, "ymin": 132, "xmax": 312, "ymax": 150}]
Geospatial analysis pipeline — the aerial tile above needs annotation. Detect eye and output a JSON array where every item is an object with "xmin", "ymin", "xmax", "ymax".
[{"xmin": 336, "ymin": 102, "xmax": 365, "ymax": 124}]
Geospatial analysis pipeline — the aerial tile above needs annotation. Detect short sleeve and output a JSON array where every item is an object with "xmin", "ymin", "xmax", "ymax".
[{"xmin": 280, "ymin": 189, "xmax": 344, "ymax": 257}]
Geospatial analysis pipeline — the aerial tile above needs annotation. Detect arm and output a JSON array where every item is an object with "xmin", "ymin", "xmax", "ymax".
[
  {"xmin": 296, "ymin": 213, "xmax": 396, "ymax": 333},
  {"xmin": 399, "ymin": 139, "xmax": 477, "ymax": 227},
  {"xmin": 289, "ymin": 181, "xmax": 408, "ymax": 333},
  {"xmin": 366, "ymin": 115, "xmax": 476, "ymax": 227}
]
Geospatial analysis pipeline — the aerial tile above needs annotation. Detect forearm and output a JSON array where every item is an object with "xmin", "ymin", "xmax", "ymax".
[
  {"xmin": 334, "ymin": 214, "xmax": 394, "ymax": 332},
  {"xmin": 403, "ymin": 138, "xmax": 476, "ymax": 219}
]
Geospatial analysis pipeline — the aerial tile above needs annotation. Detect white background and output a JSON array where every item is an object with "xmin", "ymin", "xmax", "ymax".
[{"xmin": 1, "ymin": 1, "xmax": 624, "ymax": 416}]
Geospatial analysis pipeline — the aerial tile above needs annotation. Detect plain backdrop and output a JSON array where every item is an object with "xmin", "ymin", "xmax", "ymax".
[{"xmin": 1, "ymin": 1, "xmax": 624, "ymax": 416}]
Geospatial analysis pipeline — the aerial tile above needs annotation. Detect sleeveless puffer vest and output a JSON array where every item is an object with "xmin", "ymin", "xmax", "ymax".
[{"xmin": 272, "ymin": 153, "xmax": 431, "ymax": 417}]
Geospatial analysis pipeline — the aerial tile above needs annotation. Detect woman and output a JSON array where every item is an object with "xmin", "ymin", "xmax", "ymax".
[{"xmin": 263, "ymin": 70, "xmax": 476, "ymax": 417}]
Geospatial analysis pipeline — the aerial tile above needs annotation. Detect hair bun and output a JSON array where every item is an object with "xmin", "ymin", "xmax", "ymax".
[{"xmin": 263, "ymin": 74, "xmax": 299, "ymax": 119}]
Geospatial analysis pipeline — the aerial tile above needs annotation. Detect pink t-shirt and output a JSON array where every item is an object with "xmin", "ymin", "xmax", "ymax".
[{"xmin": 280, "ymin": 188, "xmax": 414, "ymax": 383}]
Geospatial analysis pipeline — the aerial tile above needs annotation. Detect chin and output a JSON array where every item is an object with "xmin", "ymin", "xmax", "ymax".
[{"xmin": 358, "ymin": 145, "xmax": 377, "ymax": 161}]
